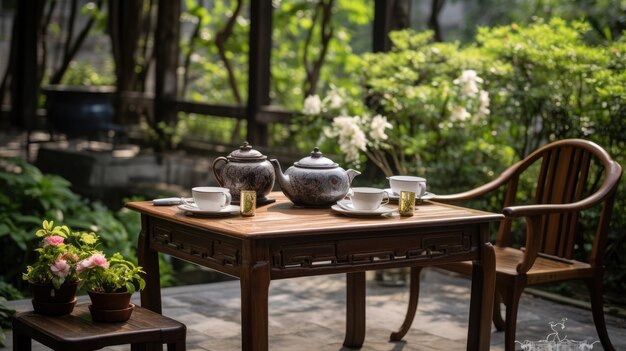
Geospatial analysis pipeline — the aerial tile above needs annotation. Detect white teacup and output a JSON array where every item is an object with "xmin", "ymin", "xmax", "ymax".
[
  {"xmin": 183, "ymin": 187, "xmax": 232, "ymax": 211},
  {"xmin": 388, "ymin": 176, "xmax": 427, "ymax": 198},
  {"xmin": 347, "ymin": 187, "xmax": 390, "ymax": 210}
]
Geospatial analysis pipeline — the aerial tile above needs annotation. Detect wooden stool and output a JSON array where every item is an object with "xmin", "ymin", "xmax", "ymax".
[{"xmin": 12, "ymin": 303, "xmax": 186, "ymax": 351}]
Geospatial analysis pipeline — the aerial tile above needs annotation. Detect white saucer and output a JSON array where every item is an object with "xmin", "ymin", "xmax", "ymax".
[
  {"xmin": 331, "ymin": 200, "xmax": 396, "ymax": 217},
  {"xmin": 177, "ymin": 204, "xmax": 240, "ymax": 216},
  {"xmin": 384, "ymin": 189, "xmax": 437, "ymax": 201}
]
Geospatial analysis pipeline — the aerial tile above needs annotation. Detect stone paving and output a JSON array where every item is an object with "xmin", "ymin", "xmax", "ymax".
[{"xmin": 4, "ymin": 268, "xmax": 626, "ymax": 350}]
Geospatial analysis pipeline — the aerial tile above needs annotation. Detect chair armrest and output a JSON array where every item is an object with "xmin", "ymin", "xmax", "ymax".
[{"xmin": 503, "ymin": 161, "xmax": 622, "ymax": 218}]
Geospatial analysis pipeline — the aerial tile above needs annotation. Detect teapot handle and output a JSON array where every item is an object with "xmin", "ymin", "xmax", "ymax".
[{"xmin": 211, "ymin": 157, "xmax": 229, "ymax": 186}]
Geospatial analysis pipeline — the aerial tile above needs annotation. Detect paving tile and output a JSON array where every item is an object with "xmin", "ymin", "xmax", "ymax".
[{"xmin": 4, "ymin": 268, "xmax": 625, "ymax": 350}]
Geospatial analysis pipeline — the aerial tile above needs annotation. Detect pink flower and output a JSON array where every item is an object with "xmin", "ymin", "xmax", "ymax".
[
  {"xmin": 76, "ymin": 253, "xmax": 109, "ymax": 273},
  {"xmin": 50, "ymin": 259, "xmax": 70, "ymax": 278},
  {"xmin": 43, "ymin": 235, "xmax": 64, "ymax": 247},
  {"xmin": 90, "ymin": 253, "xmax": 109, "ymax": 269}
]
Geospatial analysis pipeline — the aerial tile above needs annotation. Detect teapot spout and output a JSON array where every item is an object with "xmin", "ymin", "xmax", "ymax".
[
  {"xmin": 270, "ymin": 159, "xmax": 291, "ymax": 192},
  {"xmin": 346, "ymin": 169, "xmax": 361, "ymax": 183}
]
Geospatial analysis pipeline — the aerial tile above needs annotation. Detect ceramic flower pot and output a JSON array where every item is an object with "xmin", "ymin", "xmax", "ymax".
[
  {"xmin": 88, "ymin": 290, "xmax": 134, "ymax": 322},
  {"xmin": 30, "ymin": 282, "xmax": 79, "ymax": 316}
]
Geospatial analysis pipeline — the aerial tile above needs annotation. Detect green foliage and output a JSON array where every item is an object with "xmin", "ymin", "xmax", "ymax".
[
  {"xmin": 79, "ymin": 252, "xmax": 146, "ymax": 294},
  {"xmin": 273, "ymin": 0, "xmax": 373, "ymax": 109},
  {"xmin": 21, "ymin": 220, "xmax": 96, "ymax": 289},
  {"xmin": 299, "ymin": 29, "xmax": 516, "ymax": 194},
  {"xmin": 181, "ymin": 0, "xmax": 250, "ymax": 104},
  {"xmin": 0, "ymin": 158, "xmax": 138, "ymax": 290},
  {"xmin": 0, "ymin": 296, "xmax": 14, "ymax": 347},
  {"xmin": 294, "ymin": 19, "xmax": 626, "ymax": 298},
  {"xmin": 21, "ymin": 219, "xmax": 146, "ymax": 294},
  {"xmin": 177, "ymin": 0, "xmax": 373, "ymax": 146},
  {"xmin": 0, "ymin": 279, "xmax": 19, "ymax": 347},
  {"xmin": 464, "ymin": 0, "xmax": 625, "ymax": 43},
  {"xmin": 61, "ymin": 59, "xmax": 116, "ymax": 86}
]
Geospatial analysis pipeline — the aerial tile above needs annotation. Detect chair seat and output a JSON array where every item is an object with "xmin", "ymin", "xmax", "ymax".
[{"xmin": 443, "ymin": 246, "xmax": 593, "ymax": 286}]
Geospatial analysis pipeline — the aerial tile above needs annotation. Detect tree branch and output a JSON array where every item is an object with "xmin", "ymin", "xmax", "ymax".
[
  {"xmin": 38, "ymin": 0, "xmax": 57, "ymax": 86},
  {"xmin": 215, "ymin": 0, "xmax": 244, "ymax": 104},
  {"xmin": 303, "ymin": 0, "xmax": 334, "ymax": 97},
  {"xmin": 181, "ymin": 3, "xmax": 204, "ymax": 97},
  {"xmin": 136, "ymin": 0, "xmax": 155, "ymax": 92},
  {"xmin": 428, "ymin": 0, "xmax": 445, "ymax": 42},
  {"xmin": 49, "ymin": 0, "xmax": 102, "ymax": 85}
]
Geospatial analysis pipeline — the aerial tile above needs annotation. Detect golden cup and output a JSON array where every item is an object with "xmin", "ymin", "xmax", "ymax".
[
  {"xmin": 398, "ymin": 191, "xmax": 416, "ymax": 217},
  {"xmin": 240, "ymin": 190, "xmax": 257, "ymax": 217}
]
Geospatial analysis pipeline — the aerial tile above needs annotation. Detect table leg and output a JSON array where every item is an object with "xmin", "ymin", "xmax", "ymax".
[
  {"xmin": 467, "ymin": 242, "xmax": 496, "ymax": 351},
  {"xmin": 344, "ymin": 271, "xmax": 366, "ymax": 348},
  {"xmin": 241, "ymin": 261, "xmax": 270, "ymax": 351},
  {"xmin": 137, "ymin": 215, "xmax": 162, "ymax": 314},
  {"xmin": 137, "ymin": 216, "xmax": 163, "ymax": 351},
  {"xmin": 12, "ymin": 328, "xmax": 31, "ymax": 351}
]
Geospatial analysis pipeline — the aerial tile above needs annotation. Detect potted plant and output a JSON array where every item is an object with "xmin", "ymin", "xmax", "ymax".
[
  {"xmin": 78, "ymin": 251, "xmax": 145, "ymax": 322},
  {"xmin": 22, "ymin": 220, "xmax": 95, "ymax": 316}
]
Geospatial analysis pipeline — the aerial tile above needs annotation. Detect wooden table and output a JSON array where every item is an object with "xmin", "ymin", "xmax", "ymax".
[{"xmin": 126, "ymin": 192, "xmax": 502, "ymax": 351}]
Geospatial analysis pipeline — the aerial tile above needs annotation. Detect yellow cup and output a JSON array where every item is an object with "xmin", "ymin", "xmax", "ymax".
[
  {"xmin": 398, "ymin": 191, "xmax": 416, "ymax": 217},
  {"xmin": 240, "ymin": 190, "xmax": 257, "ymax": 217}
]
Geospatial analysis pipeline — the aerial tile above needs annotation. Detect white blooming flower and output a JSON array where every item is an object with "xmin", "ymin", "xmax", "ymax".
[
  {"xmin": 450, "ymin": 106, "xmax": 471, "ymax": 122},
  {"xmin": 302, "ymin": 95, "xmax": 322, "ymax": 115},
  {"xmin": 477, "ymin": 90, "xmax": 490, "ymax": 117},
  {"xmin": 330, "ymin": 115, "xmax": 367, "ymax": 162},
  {"xmin": 326, "ymin": 90, "xmax": 344, "ymax": 109},
  {"xmin": 369, "ymin": 115, "xmax": 392, "ymax": 141},
  {"xmin": 453, "ymin": 70, "xmax": 483, "ymax": 97}
]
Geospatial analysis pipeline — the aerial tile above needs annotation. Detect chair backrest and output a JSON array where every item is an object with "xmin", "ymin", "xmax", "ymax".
[{"xmin": 495, "ymin": 139, "xmax": 622, "ymax": 266}]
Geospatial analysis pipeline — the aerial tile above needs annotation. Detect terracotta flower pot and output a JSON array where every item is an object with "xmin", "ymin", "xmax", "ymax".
[
  {"xmin": 88, "ymin": 290, "xmax": 134, "ymax": 322},
  {"xmin": 30, "ymin": 282, "xmax": 79, "ymax": 316}
]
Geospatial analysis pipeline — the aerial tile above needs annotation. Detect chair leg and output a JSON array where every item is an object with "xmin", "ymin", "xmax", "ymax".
[
  {"xmin": 390, "ymin": 267, "xmax": 423, "ymax": 341},
  {"xmin": 585, "ymin": 278, "xmax": 615, "ymax": 351},
  {"xmin": 492, "ymin": 290, "xmax": 505, "ymax": 331},
  {"xmin": 501, "ymin": 285, "xmax": 524, "ymax": 351}
]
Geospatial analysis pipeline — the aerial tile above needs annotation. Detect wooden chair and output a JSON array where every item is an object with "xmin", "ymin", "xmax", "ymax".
[{"xmin": 390, "ymin": 139, "xmax": 622, "ymax": 351}]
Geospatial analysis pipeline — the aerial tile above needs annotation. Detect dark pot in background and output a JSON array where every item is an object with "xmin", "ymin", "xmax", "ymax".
[
  {"xmin": 31, "ymin": 282, "xmax": 79, "ymax": 316},
  {"xmin": 44, "ymin": 85, "xmax": 115, "ymax": 138}
]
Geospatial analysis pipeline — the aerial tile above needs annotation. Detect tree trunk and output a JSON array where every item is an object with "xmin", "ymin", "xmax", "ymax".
[
  {"xmin": 108, "ymin": 0, "xmax": 144, "ymax": 124},
  {"xmin": 153, "ymin": 0, "xmax": 180, "ymax": 151},
  {"xmin": 429, "ymin": 0, "xmax": 446, "ymax": 42}
]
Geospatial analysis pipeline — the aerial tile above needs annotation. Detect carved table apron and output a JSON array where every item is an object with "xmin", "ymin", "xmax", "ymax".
[{"xmin": 126, "ymin": 192, "xmax": 502, "ymax": 351}]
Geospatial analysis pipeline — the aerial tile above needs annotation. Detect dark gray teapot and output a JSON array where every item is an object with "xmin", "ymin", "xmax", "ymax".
[
  {"xmin": 212, "ymin": 142, "xmax": 275, "ymax": 203},
  {"xmin": 270, "ymin": 147, "xmax": 360, "ymax": 207}
]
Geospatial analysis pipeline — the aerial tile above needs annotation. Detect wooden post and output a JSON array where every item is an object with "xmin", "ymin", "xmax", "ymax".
[
  {"xmin": 10, "ymin": 0, "xmax": 43, "ymax": 130},
  {"xmin": 108, "ymin": 0, "xmax": 143, "ymax": 125},
  {"xmin": 154, "ymin": 0, "xmax": 180, "ymax": 150},
  {"xmin": 373, "ymin": 0, "xmax": 412, "ymax": 52},
  {"xmin": 247, "ymin": 0, "xmax": 272, "ymax": 146}
]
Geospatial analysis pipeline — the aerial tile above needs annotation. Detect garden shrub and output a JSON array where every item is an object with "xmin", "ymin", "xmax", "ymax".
[
  {"xmin": 299, "ymin": 18, "xmax": 625, "ymax": 300},
  {"xmin": 0, "ymin": 158, "xmax": 178, "ymax": 343},
  {"xmin": 0, "ymin": 157, "xmax": 161, "ymax": 291}
]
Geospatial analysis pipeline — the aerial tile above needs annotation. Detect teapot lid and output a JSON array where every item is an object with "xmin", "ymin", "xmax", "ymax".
[
  {"xmin": 228, "ymin": 142, "xmax": 267, "ymax": 161},
  {"xmin": 294, "ymin": 147, "xmax": 338, "ymax": 169}
]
